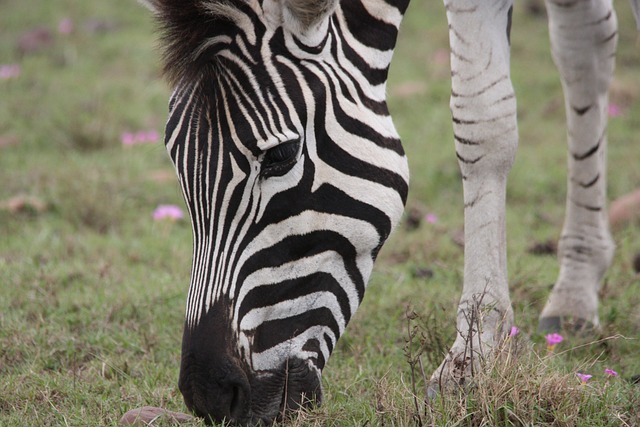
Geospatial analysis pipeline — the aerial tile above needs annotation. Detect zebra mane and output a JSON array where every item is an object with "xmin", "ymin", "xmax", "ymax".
[
  {"xmin": 148, "ymin": 0, "xmax": 256, "ymax": 87},
  {"xmin": 146, "ymin": 0, "xmax": 339, "ymax": 87}
]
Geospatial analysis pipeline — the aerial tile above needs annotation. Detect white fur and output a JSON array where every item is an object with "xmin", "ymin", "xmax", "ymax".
[{"xmin": 432, "ymin": 0, "xmax": 618, "ymax": 383}]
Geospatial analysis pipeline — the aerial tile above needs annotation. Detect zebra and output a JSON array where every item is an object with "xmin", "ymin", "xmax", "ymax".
[
  {"xmin": 142, "ymin": 0, "xmax": 409, "ymax": 423},
  {"xmin": 432, "ymin": 0, "xmax": 622, "ymax": 383},
  {"xmin": 138, "ymin": 0, "xmax": 626, "ymax": 424}
]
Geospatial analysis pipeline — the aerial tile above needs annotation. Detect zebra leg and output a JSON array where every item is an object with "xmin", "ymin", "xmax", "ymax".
[
  {"xmin": 538, "ymin": 0, "xmax": 617, "ymax": 332},
  {"xmin": 431, "ymin": 0, "xmax": 517, "ymax": 387}
]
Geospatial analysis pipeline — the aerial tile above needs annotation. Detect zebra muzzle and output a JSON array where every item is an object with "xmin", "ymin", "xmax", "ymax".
[
  {"xmin": 178, "ymin": 306, "xmax": 323, "ymax": 425},
  {"xmin": 178, "ymin": 350, "xmax": 252, "ymax": 424}
]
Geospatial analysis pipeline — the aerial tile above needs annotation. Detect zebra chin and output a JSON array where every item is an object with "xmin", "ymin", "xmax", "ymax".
[
  {"xmin": 178, "ymin": 310, "xmax": 323, "ymax": 426},
  {"xmin": 179, "ymin": 355, "xmax": 322, "ymax": 426}
]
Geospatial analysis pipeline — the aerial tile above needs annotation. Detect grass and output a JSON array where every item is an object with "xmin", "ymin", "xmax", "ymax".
[{"xmin": 1, "ymin": 0, "xmax": 639, "ymax": 425}]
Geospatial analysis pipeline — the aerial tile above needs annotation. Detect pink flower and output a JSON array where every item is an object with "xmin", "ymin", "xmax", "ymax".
[
  {"xmin": 576, "ymin": 372, "xmax": 592, "ymax": 385},
  {"xmin": 545, "ymin": 333, "xmax": 563, "ymax": 351},
  {"xmin": 545, "ymin": 333, "xmax": 563, "ymax": 346},
  {"xmin": 121, "ymin": 130, "xmax": 160, "ymax": 146},
  {"xmin": 153, "ymin": 204, "xmax": 184, "ymax": 221},
  {"xmin": 433, "ymin": 49, "xmax": 449, "ymax": 65},
  {"xmin": 141, "ymin": 130, "xmax": 160, "ymax": 143},
  {"xmin": 608, "ymin": 103, "xmax": 622, "ymax": 117},
  {"xmin": 425, "ymin": 213, "xmax": 438, "ymax": 224},
  {"xmin": 0, "ymin": 64, "xmax": 21, "ymax": 80},
  {"xmin": 58, "ymin": 18, "xmax": 74, "ymax": 34},
  {"xmin": 121, "ymin": 132, "xmax": 136, "ymax": 146},
  {"xmin": 509, "ymin": 326, "xmax": 519, "ymax": 337},
  {"xmin": 604, "ymin": 368, "xmax": 618, "ymax": 377}
]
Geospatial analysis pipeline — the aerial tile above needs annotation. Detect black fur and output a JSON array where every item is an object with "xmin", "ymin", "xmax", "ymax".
[{"xmin": 153, "ymin": 0, "xmax": 244, "ymax": 86}]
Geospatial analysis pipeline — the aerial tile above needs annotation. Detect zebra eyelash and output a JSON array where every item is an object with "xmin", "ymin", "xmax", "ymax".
[{"xmin": 260, "ymin": 139, "xmax": 301, "ymax": 178}]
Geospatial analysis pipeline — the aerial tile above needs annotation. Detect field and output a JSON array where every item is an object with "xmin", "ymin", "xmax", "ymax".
[{"xmin": 1, "ymin": 1, "xmax": 639, "ymax": 425}]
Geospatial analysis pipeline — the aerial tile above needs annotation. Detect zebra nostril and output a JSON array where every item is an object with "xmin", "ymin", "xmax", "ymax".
[
  {"xmin": 212, "ymin": 371, "xmax": 251, "ymax": 424},
  {"xmin": 229, "ymin": 383, "xmax": 247, "ymax": 421},
  {"xmin": 179, "ymin": 357, "xmax": 252, "ymax": 423},
  {"xmin": 191, "ymin": 374, "xmax": 251, "ymax": 425}
]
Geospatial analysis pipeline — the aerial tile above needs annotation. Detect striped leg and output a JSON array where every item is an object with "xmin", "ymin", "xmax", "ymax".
[
  {"xmin": 538, "ymin": 0, "xmax": 617, "ymax": 332},
  {"xmin": 431, "ymin": 0, "xmax": 517, "ymax": 386}
]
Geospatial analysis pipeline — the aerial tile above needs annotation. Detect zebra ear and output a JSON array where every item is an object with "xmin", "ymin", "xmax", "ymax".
[{"xmin": 283, "ymin": 0, "xmax": 339, "ymax": 28}]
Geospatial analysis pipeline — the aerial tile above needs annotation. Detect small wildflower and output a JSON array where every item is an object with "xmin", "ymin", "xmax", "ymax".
[
  {"xmin": 545, "ymin": 333, "xmax": 563, "ymax": 352},
  {"xmin": 58, "ymin": 18, "xmax": 74, "ymax": 34},
  {"xmin": 121, "ymin": 132, "xmax": 136, "ymax": 146},
  {"xmin": 0, "ymin": 64, "xmax": 21, "ymax": 80},
  {"xmin": 608, "ymin": 103, "xmax": 622, "ymax": 117},
  {"xmin": 153, "ymin": 204, "xmax": 184, "ymax": 221},
  {"xmin": 576, "ymin": 372, "xmax": 592, "ymax": 385},
  {"xmin": 509, "ymin": 326, "xmax": 519, "ymax": 337},
  {"xmin": 425, "ymin": 213, "xmax": 438, "ymax": 224},
  {"xmin": 121, "ymin": 130, "xmax": 160, "ymax": 146},
  {"xmin": 604, "ymin": 368, "xmax": 618, "ymax": 377},
  {"xmin": 433, "ymin": 48, "xmax": 449, "ymax": 65},
  {"xmin": 141, "ymin": 130, "xmax": 160, "ymax": 143}
]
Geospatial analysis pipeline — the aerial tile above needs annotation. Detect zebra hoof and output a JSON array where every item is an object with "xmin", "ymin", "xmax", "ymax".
[{"xmin": 537, "ymin": 316, "xmax": 596, "ymax": 335}]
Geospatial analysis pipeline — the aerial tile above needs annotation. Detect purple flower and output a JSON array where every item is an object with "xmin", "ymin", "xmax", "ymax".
[
  {"xmin": 608, "ymin": 103, "xmax": 622, "ymax": 118},
  {"xmin": 58, "ymin": 18, "xmax": 74, "ymax": 34},
  {"xmin": 153, "ymin": 204, "xmax": 184, "ymax": 221},
  {"xmin": 576, "ymin": 372, "xmax": 592, "ymax": 384},
  {"xmin": 509, "ymin": 326, "xmax": 519, "ymax": 337},
  {"xmin": 122, "ymin": 129, "xmax": 160, "ymax": 146},
  {"xmin": 140, "ymin": 130, "xmax": 160, "ymax": 143},
  {"xmin": 121, "ymin": 132, "xmax": 136, "ymax": 146},
  {"xmin": 425, "ymin": 213, "xmax": 438, "ymax": 224},
  {"xmin": 604, "ymin": 368, "xmax": 618, "ymax": 377},
  {"xmin": 545, "ymin": 333, "xmax": 563, "ymax": 351},
  {"xmin": 0, "ymin": 64, "xmax": 21, "ymax": 80},
  {"xmin": 545, "ymin": 333, "xmax": 563, "ymax": 346}
]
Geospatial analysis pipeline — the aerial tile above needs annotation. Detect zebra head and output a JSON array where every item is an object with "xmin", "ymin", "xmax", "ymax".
[{"xmin": 149, "ymin": 0, "xmax": 409, "ymax": 424}]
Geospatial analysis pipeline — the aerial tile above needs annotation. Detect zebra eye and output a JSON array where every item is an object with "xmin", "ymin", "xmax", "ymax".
[{"xmin": 261, "ymin": 140, "xmax": 300, "ymax": 178}]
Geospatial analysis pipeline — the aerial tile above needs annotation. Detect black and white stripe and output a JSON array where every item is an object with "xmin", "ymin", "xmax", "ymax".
[
  {"xmin": 148, "ymin": 0, "xmax": 410, "ymax": 423},
  {"xmin": 141, "ymin": 0, "xmax": 623, "ymax": 423}
]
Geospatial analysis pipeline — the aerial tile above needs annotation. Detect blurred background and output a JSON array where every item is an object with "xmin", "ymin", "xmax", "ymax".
[{"xmin": 1, "ymin": 0, "xmax": 638, "ymax": 425}]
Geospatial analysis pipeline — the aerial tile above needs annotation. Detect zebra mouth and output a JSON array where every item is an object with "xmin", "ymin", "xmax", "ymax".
[
  {"xmin": 179, "ymin": 306, "xmax": 323, "ymax": 425},
  {"xmin": 248, "ymin": 358, "xmax": 323, "ymax": 425},
  {"xmin": 180, "ymin": 356, "xmax": 322, "ymax": 426}
]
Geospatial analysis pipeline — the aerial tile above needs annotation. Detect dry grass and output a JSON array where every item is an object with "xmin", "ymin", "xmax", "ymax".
[
  {"xmin": 278, "ymin": 303, "xmax": 639, "ymax": 427},
  {"xmin": 401, "ymin": 306, "xmax": 639, "ymax": 427}
]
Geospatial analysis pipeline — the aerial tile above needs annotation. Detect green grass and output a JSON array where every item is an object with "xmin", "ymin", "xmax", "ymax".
[{"xmin": 1, "ymin": 0, "xmax": 639, "ymax": 425}]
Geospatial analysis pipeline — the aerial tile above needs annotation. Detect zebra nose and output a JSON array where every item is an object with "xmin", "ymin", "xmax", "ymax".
[
  {"xmin": 179, "ymin": 355, "xmax": 252, "ymax": 424},
  {"xmin": 228, "ymin": 382, "xmax": 248, "ymax": 420}
]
